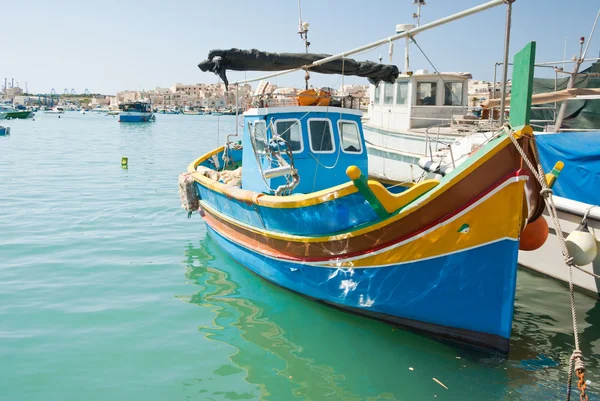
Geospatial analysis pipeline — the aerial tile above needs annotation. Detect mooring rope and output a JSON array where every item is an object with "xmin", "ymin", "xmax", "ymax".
[{"xmin": 505, "ymin": 124, "xmax": 589, "ymax": 401}]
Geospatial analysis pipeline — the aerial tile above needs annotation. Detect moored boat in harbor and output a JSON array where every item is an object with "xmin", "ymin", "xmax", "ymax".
[
  {"xmin": 44, "ymin": 106, "xmax": 65, "ymax": 114},
  {"xmin": 180, "ymin": 40, "xmax": 547, "ymax": 352},
  {"xmin": 118, "ymin": 101, "xmax": 154, "ymax": 122},
  {"xmin": 0, "ymin": 105, "xmax": 33, "ymax": 119},
  {"xmin": 518, "ymin": 131, "xmax": 600, "ymax": 295}
]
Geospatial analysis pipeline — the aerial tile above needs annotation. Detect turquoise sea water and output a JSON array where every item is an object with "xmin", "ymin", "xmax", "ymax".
[{"xmin": 1, "ymin": 112, "xmax": 599, "ymax": 401}]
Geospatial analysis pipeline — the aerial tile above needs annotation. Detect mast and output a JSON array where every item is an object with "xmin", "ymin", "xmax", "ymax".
[
  {"xmin": 298, "ymin": 0, "xmax": 310, "ymax": 89},
  {"xmin": 498, "ymin": 0, "xmax": 514, "ymax": 126},
  {"xmin": 413, "ymin": 0, "xmax": 426, "ymax": 27},
  {"xmin": 554, "ymin": 9, "xmax": 600, "ymax": 131},
  {"xmin": 231, "ymin": 0, "xmax": 506, "ymax": 85}
]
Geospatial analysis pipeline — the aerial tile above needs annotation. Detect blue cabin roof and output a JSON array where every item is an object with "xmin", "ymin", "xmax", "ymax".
[
  {"xmin": 119, "ymin": 101, "xmax": 151, "ymax": 112},
  {"xmin": 241, "ymin": 106, "xmax": 367, "ymax": 195}
]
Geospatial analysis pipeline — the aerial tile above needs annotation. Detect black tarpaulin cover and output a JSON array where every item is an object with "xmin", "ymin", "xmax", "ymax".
[{"xmin": 198, "ymin": 49, "xmax": 400, "ymax": 90}]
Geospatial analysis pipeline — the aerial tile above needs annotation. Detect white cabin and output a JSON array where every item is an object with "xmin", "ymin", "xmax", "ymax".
[{"xmin": 367, "ymin": 70, "xmax": 471, "ymax": 131}]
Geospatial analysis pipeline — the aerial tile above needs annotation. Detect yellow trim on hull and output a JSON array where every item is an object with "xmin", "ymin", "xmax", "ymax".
[
  {"xmin": 199, "ymin": 174, "xmax": 526, "ymax": 248},
  {"xmin": 320, "ymin": 176, "xmax": 526, "ymax": 267},
  {"xmin": 188, "ymin": 135, "xmax": 512, "ymax": 212}
]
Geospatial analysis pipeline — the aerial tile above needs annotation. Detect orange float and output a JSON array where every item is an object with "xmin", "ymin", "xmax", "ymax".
[
  {"xmin": 519, "ymin": 216, "xmax": 549, "ymax": 251},
  {"xmin": 297, "ymin": 89, "xmax": 318, "ymax": 106},
  {"xmin": 297, "ymin": 88, "xmax": 331, "ymax": 106}
]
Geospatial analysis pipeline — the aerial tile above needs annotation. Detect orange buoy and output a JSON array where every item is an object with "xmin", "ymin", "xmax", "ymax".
[
  {"xmin": 519, "ymin": 216, "xmax": 549, "ymax": 251},
  {"xmin": 316, "ymin": 89, "xmax": 331, "ymax": 106},
  {"xmin": 297, "ymin": 89, "xmax": 318, "ymax": 106}
]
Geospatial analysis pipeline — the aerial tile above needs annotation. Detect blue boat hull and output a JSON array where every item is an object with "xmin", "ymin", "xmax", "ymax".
[
  {"xmin": 206, "ymin": 224, "xmax": 519, "ymax": 351},
  {"xmin": 119, "ymin": 112, "xmax": 154, "ymax": 123}
]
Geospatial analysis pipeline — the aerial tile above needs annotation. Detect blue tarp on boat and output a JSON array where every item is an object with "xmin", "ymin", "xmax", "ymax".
[{"xmin": 535, "ymin": 131, "xmax": 600, "ymax": 206}]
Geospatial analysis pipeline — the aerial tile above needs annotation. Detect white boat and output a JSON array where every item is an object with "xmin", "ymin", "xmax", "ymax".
[
  {"xmin": 44, "ymin": 107, "xmax": 65, "ymax": 114},
  {"xmin": 517, "ymin": 131, "xmax": 600, "ymax": 296},
  {"xmin": 519, "ymin": 196, "xmax": 600, "ymax": 295},
  {"xmin": 364, "ymin": 70, "xmax": 476, "ymax": 181}
]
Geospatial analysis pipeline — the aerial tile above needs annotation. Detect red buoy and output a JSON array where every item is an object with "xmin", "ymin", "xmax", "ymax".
[{"xmin": 519, "ymin": 217, "xmax": 549, "ymax": 251}]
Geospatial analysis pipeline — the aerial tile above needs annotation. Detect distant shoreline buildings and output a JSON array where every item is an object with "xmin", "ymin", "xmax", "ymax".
[
  {"xmin": 2, "ymin": 77, "xmax": 505, "ymax": 109},
  {"xmin": 117, "ymin": 83, "xmax": 253, "ymax": 109}
]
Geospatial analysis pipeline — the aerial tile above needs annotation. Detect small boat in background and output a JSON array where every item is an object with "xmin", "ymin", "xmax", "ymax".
[
  {"xmin": 0, "ymin": 126, "xmax": 10, "ymax": 135},
  {"xmin": 44, "ymin": 106, "xmax": 65, "ymax": 114},
  {"xmin": 0, "ymin": 105, "xmax": 33, "ymax": 119},
  {"xmin": 118, "ymin": 101, "xmax": 155, "ymax": 122},
  {"xmin": 211, "ymin": 110, "xmax": 223, "ymax": 116},
  {"xmin": 183, "ymin": 107, "xmax": 202, "ymax": 115},
  {"xmin": 90, "ymin": 107, "xmax": 106, "ymax": 114}
]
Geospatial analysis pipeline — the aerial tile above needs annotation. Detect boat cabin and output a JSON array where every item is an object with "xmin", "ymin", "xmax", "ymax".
[
  {"xmin": 240, "ymin": 106, "xmax": 367, "ymax": 195},
  {"xmin": 119, "ymin": 101, "xmax": 152, "ymax": 113},
  {"xmin": 368, "ymin": 71, "xmax": 471, "ymax": 131}
]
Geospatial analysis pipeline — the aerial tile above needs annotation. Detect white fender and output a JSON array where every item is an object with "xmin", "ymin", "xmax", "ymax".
[{"xmin": 565, "ymin": 223, "xmax": 598, "ymax": 267}]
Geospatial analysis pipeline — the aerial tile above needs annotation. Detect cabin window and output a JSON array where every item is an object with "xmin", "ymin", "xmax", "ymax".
[
  {"xmin": 275, "ymin": 119, "xmax": 303, "ymax": 152},
  {"xmin": 444, "ymin": 82, "xmax": 464, "ymax": 106},
  {"xmin": 308, "ymin": 119, "xmax": 335, "ymax": 153},
  {"xmin": 250, "ymin": 120, "xmax": 267, "ymax": 153},
  {"xmin": 373, "ymin": 85, "xmax": 381, "ymax": 105},
  {"xmin": 416, "ymin": 82, "xmax": 437, "ymax": 106},
  {"xmin": 383, "ymin": 83, "xmax": 394, "ymax": 105},
  {"xmin": 338, "ymin": 121, "xmax": 362, "ymax": 153},
  {"xmin": 396, "ymin": 82, "xmax": 408, "ymax": 105}
]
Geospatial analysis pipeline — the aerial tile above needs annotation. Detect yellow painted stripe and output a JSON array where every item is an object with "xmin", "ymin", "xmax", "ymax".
[
  {"xmin": 187, "ymin": 147, "xmax": 360, "ymax": 207},
  {"xmin": 190, "ymin": 134, "xmax": 511, "ymax": 214},
  {"xmin": 204, "ymin": 138, "xmax": 515, "ymax": 242},
  {"xmin": 317, "ymin": 177, "xmax": 526, "ymax": 267},
  {"xmin": 200, "ymin": 173, "xmax": 526, "ymax": 251}
]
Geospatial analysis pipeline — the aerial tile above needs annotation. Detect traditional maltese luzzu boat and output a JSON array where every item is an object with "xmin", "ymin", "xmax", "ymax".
[{"xmin": 180, "ymin": 44, "xmax": 546, "ymax": 352}]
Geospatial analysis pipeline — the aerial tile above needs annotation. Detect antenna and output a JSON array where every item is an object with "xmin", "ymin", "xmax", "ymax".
[
  {"xmin": 297, "ymin": 0, "xmax": 311, "ymax": 89},
  {"xmin": 563, "ymin": 37, "xmax": 567, "ymax": 70},
  {"xmin": 413, "ymin": 0, "xmax": 426, "ymax": 27}
]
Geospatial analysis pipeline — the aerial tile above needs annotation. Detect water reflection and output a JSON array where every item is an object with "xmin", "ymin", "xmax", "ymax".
[
  {"xmin": 118, "ymin": 120, "xmax": 155, "ymax": 135},
  {"xmin": 179, "ymin": 235, "xmax": 529, "ymax": 400},
  {"xmin": 508, "ymin": 270, "xmax": 600, "ymax": 399}
]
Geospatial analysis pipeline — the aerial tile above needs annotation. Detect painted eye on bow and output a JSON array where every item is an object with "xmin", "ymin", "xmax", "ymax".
[{"xmin": 457, "ymin": 224, "xmax": 470, "ymax": 234}]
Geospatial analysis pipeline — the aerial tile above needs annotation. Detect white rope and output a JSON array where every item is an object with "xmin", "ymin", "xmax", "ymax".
[{"xmin": 505, "ymin": 124, "xmax": 587, "ymax": 401}]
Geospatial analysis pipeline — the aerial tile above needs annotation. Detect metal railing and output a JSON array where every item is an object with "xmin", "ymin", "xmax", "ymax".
[{"xmin": 245, "ymin": 92, "xmax": 365, "ymax": 110}]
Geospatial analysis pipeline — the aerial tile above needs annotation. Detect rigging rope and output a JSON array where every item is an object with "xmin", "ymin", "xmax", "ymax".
[
  {"xmin": 411, "ymin": 37, "xmax": 459, "ymax": 118},
  {"xmin": 506, "ymin": 124, "xmax": 589, "ymax": 401}
]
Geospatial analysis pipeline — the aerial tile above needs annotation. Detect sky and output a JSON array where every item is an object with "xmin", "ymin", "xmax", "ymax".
[{"xmin": 2, "ymin": 0, "xmax": 599, "ymax": 95}]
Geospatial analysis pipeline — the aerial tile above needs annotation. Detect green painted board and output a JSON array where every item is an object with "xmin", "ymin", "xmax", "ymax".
[{"xmin": 509, "ymin": 42, "xmax": 536, "ymax": 129}]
